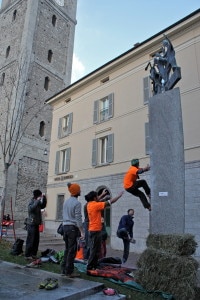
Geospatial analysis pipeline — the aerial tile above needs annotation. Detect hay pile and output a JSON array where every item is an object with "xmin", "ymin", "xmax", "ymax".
[
  {"xmin": 146, "ymin": 234, "xmax": 197, "ymax": 256},
  {"xmin": 135, "ymin": 234, "xmax": 199, "ymax": 300}
]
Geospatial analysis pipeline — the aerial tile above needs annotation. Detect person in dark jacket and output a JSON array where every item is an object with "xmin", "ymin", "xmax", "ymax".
[
  {"xmin": 117, "ymin": 209, "xmax": 135, "ymax": 263},
  {"xmin": 25, "ymin": 189, "xmax": 47, "ymax": 259}
]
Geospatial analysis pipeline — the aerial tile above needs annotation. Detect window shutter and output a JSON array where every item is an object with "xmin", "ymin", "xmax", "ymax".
[
  {"xmin": 92, "ymin": 139, "xmax": 98, "ymax": 166},
  {"xmin": 58, "ymin": 118, "xmax": 62, "ymax": 138},
  {"xmin": 55, "ymin": 151, "xmax": 60, "ymax": 174},
  {"xmin": 108, "ymin": 93, "xmax": 113, "ymax": 119},
  {"xmin": 106, "ymin": 134, "xmax": 114, "ymax": 163},
  {"xmin": 56, "ymin": 194, "xmax": 65, "ymax": 220},
  {"xmin": 65, "ymin": 147, "xmax": 71, "ymax": 172},
  {"xmin": 93, "ymin": 100, "xmax": 99, "ymax": 124},
  {"xmin": 143, "ymin": 76, "xmax": 150, "ymax": 104},
  {"xmin": 145, "ymin": 122, "xmax": 150, "ymax": 155},
  {"xmin": 68, "ymin": 113, "xmax": 73, "ymax": 134}
]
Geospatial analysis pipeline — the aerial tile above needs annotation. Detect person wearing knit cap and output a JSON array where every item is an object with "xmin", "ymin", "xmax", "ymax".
[
  {"xmin": 67, "ymin": 182, "xmax": 81, "ymax": 196},
  {"xmin": 61, "ymin": 182, "xmax": 84, "ymax": 277},
  {"xmin": 123, "ymin": 159, "xmax": 151, "ymax": 211}
]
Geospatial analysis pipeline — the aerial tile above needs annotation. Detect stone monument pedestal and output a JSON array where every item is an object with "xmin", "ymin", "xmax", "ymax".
[{"xmin": 149, "ymin": 87, "xmax": 185, "ymax": 234}]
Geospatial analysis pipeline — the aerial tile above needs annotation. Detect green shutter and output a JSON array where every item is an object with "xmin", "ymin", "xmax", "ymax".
[
  {"xmin": 106, "ymin": 134, "xmax": 114, "ymax": 163},
  {"xmin": 108, "ymin": 93, "xmax": 113, "ymax": 119},
  {"xmin": 93, "ymin": 100, "xmax": 99, "ymax": 124},
  {"xmin": 143, "ymin": 76, "xmax": 150, "ymax": 104},
  {"xmin": 58, "ymin": 118, "xmax": 62, "ymax": 138},
  {"xmin": 92, "ymin": 139, "xmax": 98, "ymax": 166},
  {"xmin": 56, "ymin": 194, "xmax": 65, "ymax": 220},
  {"xmin": 145, "ymin": 122, "xmax": 150, "ymax": 155},
  {"xmin": 55, "ymin": 151, "xmax": 60, "ymax": 174},
  {"xmin": 65, "ymin": 147, "xmax": 71, "ymax": 172}
]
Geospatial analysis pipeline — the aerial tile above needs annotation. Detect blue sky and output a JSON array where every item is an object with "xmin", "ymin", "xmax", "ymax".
[{"xmin": 72, "ymin": 0, "xmax": 200, "ymax": 82}]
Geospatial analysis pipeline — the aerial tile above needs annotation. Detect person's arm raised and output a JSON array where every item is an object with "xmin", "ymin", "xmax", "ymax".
[{"xmin": 110, "ymin": 191, "xmax": 124, "ymax": 205}]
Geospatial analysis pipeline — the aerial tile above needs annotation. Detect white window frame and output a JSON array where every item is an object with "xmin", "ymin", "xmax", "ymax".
[
  {"xmin": 58, "ymin": 113, "xmax": 73, "ymax": 138},
  {"xmin": 55, "ymin": 147, "xmax": 71, "ymax": 175},
  {"xmin": 143, "ymin": 76, "xmax": 152, "ymax": 104},
  {"xmin": 100, "ymin": 136, "xmax": 107, "ymax": 164},
  {"xmin": 100, "ymin": 97, "xmax": 109, "ymax": 122},
  {"xmin": 93, "ymin": 93, "xmax": 114, "ymax": 124},
  {"xmin": 92, "ymin": 134, "xmax": 114, "ymax": 166}
]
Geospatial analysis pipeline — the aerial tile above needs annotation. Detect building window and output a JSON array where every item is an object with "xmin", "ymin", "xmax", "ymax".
[
  {"xmin": 48, "ymin": 50, "xmax": 53, "ymax": 63},
  {"xmin": 0, "ymin": 73, "xmax": 5, "ymax": 86},
  {"xmin": 55, "ymin": 147, "xmax": 71, "ymax": 174},
  {"xmin": 58, "ymin": 113, "xmax": 73, "ymax": 138},
  {"xmin": 93, "ymin": 93, "xmax": 113, "ymax": 124},
  {"xmin": 13, "ymin": 10, "xmax": 17, "ymax": 21},
  {"xmin": 143, "ymin": 76, "xmax": 152, "ymax": 104},
  {"xmin": 6, "ymin": 46, "xmax": 10, "ymax": 58},
  {"xmin": 39, "ymin": 121, "xmax": 45, "ymax": 137},
  {"xmin": 92, "ymin": 134, "xmax": 114, "ymax": 166},
  {"xmin": 145, "ymin": 122, "xmax": 150, "ymax": 155},
  {"xmin": 52, "ymin": 15, "xmax": 57, "ymax": 27},
  {"xmin": 56, "ymin": 194, "xmax": 65, "ymax": 220},
  {"xmin": 44, "ymin": 76, "xmax": 50, "ymax": 91}
]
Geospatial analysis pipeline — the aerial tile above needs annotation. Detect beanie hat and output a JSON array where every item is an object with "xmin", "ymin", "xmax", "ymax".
[
  {"xmin": 131, "ymin": 159, "xmax": 139, "ymax": 167},
  {"xmin": 67, "ymin": 183, "xmax": 81, "ymax": 196},
  {"xmin": 33, "ymin": 189, "xmax": 42, "ymax": 199},
  {"xmin": 85, "ymin": 191, "xmax": 98, "ymax": 202}
]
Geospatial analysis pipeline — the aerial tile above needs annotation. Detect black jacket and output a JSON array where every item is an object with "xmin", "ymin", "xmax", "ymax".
[
  {"xmin": 27, "ymin": 196, "xmax": 47, "ymax": 225},
  {"xmin": 117, "ymin": 215, "xmax": 134, "ymax": 238}
]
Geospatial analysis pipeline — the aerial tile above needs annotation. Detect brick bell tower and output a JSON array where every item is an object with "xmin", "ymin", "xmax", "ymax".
[{"xmin": 0, "ymin": 0, "xmax": 77, "ymax": 225}]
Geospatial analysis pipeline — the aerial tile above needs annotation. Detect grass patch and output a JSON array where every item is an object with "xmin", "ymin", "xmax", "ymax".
[{"xmin": 0, "ymin": 239, "xmax": 199, "ymax": 300}]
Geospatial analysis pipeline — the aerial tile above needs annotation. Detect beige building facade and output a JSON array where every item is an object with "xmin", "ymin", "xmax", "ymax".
[{"xmin": 46, "ymin": 10, "xmax": 200, "ymax": 255}]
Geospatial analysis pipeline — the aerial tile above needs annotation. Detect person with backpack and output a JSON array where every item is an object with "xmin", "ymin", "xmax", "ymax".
[{"xmin": 61, "ymin": 183, "xmax": 84, "ymax": 277}]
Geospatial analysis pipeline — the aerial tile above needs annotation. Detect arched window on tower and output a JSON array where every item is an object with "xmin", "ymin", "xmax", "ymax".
[
  {"xmin": 44, "ymin": 76, "xmax": 50, "ymax": 91},
  {"xmin": 48, "ymin": 50, "xmax": 53, "ymax": 63},
  {"xmin": 52, "ymin": 15, "xmax": 57, "ymax": 27},
  {"xmin": 0, "ymin": 73, "xmax": 5, "ymax": 86},
  {"xmin": 13, "ymin": 10, "xmax": 17, "ymax": 21},
  {"xmin": 39, "ymin": 121, "xmax": 45, "ymax": 137},
  {"xmin": 6, "ymin": 46, "xmax": 10, "ymax": 58}
]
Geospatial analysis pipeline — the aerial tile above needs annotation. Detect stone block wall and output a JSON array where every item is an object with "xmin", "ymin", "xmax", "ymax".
[
  {"xmin": 14, "ymin": 156, "xmax": 48, "ymax": 221},
  {"xmin": 185, "ymin": 161, "xmax": 200, "ymax": 256}
]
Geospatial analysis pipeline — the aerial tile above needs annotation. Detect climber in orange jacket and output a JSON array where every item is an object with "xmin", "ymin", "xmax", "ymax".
[{"xmin": 123, "ymin": 159, "xmax": 151, "ymax": 211}]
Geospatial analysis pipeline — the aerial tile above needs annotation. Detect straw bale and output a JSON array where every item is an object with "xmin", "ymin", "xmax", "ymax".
[
  {"xmin": 136, "ymin": 248, "xmax": 198, "ymax": 300},
  {"xmin": 136, "ymin": 270, "xmax": 196, "ymax": 300},
  {"xmin": 146, "ymin": 234, "xmax": 197, "ymax": 256}
]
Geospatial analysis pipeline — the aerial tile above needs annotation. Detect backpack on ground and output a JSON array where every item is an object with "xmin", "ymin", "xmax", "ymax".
[{"xmin": 10, "ymin": 238, "xmax": 24, "ymax": 256}]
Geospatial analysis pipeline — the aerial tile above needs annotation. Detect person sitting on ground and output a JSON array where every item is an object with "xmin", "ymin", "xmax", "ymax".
[
  {"xmin": 85, "ymin": 190, "xmax": 123, "ymax": 271},
  {"xmin": 117, "ymin": 209, "xmax": 135, "ymax": 263},
  {"xmin": 123, "ymin": 158, "xmax": 151, "ymax": 210}
]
